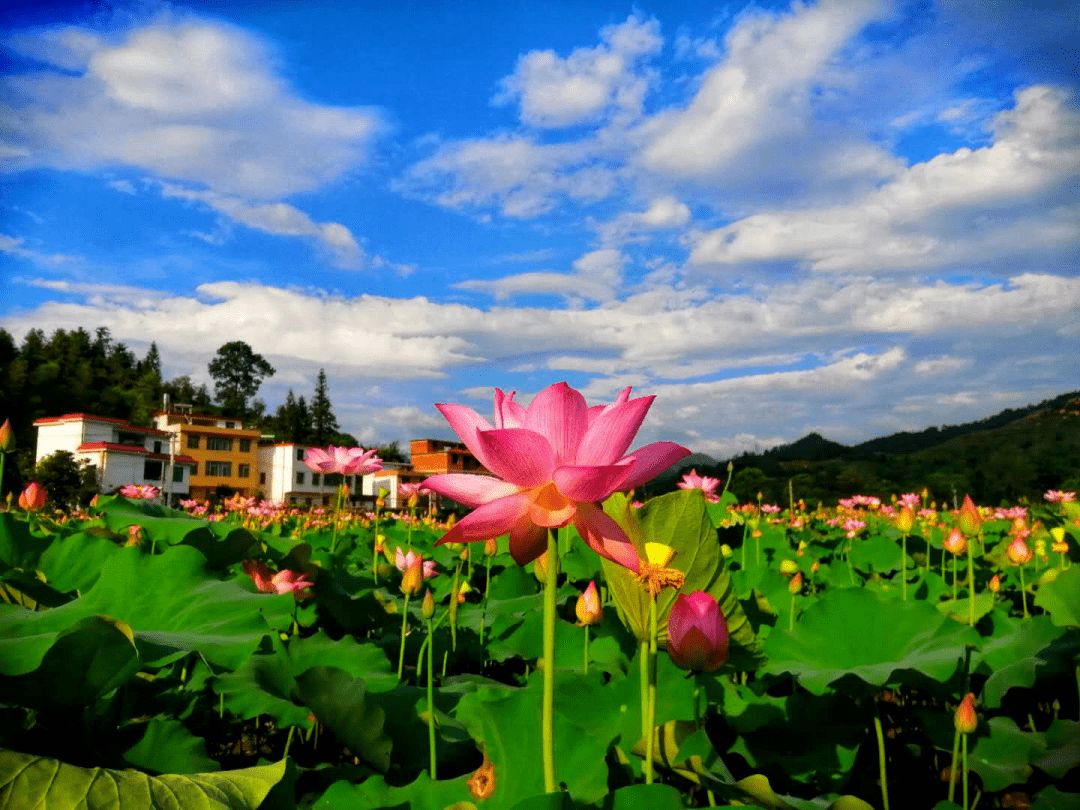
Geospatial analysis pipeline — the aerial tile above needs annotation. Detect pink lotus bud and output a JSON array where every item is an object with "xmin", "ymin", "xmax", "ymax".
[
  {"xmin": 942, "ymin": 528, "xmax": 967, "ymax": 556},
  {"xmin": 954, "ymin": 693, "xmax": 977, "ymax": 734},
  {"xmin": 957, "ymin": 495, "xmax": 981, "ymax": 536},
  {"xmin": 988, "ymin": 574, "xmax": 1001, "ymax": 593},
  {"xmin": 788, "ymin": 572, "xmax": 803, "ymax": 595},
  {"xmin": 1006, "ymin": 535, "xmax": 1032, "ymax": 565},
  {"xmin": 575, "ymin": 580, "xmax": 603, "ymax": 626},
  {"xmin": 421, "ymin": 589, "xmax": 435, "ymax": 619},
  {"xmin": 484, "ymin": 536, "xmax": 498, "ymax": 558},
  {"xmin": 0, "ymin": 419, "xmax": 13, "ymax": 452},
  {"xmin": 401, "ymin": 554, "xmax": 425, "ymax": 596},
  {"xmin": 896, "ymin": 505, "xmax": 915, "ymax": 534},
  {"xmin": 18, "ymin": 482, "xmax": 46, "ymax": 512},
  {"xmin": 667, "ymin": 591, "xmax": 729, "ymax": 672}
]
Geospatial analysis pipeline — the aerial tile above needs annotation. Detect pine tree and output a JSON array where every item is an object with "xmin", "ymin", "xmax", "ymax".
[{"xmin": 310, "ymin": 369, "xmax": 340, "ymax": 446}]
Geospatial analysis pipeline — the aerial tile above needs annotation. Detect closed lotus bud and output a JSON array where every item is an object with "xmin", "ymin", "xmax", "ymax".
[
  {"xmin": 780, "ymin": 559, "xmax": 799, "ymax": 576},
  {"xmin": 811, "ymin": 560, "xmax": 820, "ymax": 574},
  {"xmin": 896, "ymin": 505, "xmax": 915, "ymax": 534},
  {"xmin": 408, "ymin": 492, "xmax": 419, "ymax": 509},
  {"xmin": 1007, "ymin": 535, "xmax": 1033, "ymax": 565},
  {"xmin": 484, "ymin": 536, "xmax": 498, "ymax": 557},
  {"xmin": 375, "ymin": 496, "xmax": 386, "ymax": 510},
  {"xmin": 401, "ymin": 555, "xmax": 425, "ymax": 595},
  {"xmin": 0, "ymin": 419, "xmax": 13, "ymax": 452},
  {"xmin": 719, "ymin": 543, "xmax": 733, "ymax": 559},
  {"xmin": 421, "ymin": 589, "xmax": 435, "ymax": 619},
  {"xmin": 1052, "ymin": 539, "xmax": 1069, "ymax": 554},
  {"xmin": 575, "ymin": 580, "xmax": 603, "ymax": 626},
  {"xmin": 954, "ymin": 693, "xmax": 977, "ymax": 734},
  {"xmin": 125, "ymin": 525, "xmax": 144, "ymax": 547},
  {"xmin": 18, "ymin": 482, "xmax": 46, "ymax": 512},
  {"xmin": 667, "ymin": 591, "xmax": 729, "ymax": 672},
  {"xmin": 459, "ymin": 547, "xmax": 469, "ymax": 561},
  {"xmin": 942, "ymin": 528, "xmax": 967, "ymax": 556},
  {"xmin": 957, "ymin": 495, "xmax": 981, "ymax": 536},
  {"xmin": 988, "ymin": 574, "xmax": 1001, "ymax": 593},
  {"xmin": 788, "ymin": 571, "xmax": 803, "ymax": 595}
]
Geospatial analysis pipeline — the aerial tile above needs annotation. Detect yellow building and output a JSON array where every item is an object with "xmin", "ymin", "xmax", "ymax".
[{"xmin": 153, "ymin": 408, "xmax": 262, "ymax": 501}]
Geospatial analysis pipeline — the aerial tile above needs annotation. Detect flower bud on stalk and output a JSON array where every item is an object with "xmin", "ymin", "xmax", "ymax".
[
  {"xmin": 401, "ymin": 555, "xmax": 425, "ymax": 595},
  {"xmin": 667, "ymin": 591, "xmax": 729, "ymax": 672},
  {"xmin": 1007, "ymin": 536, "xmax": 1033, "ymax": 565},
  {"xmin": 421, "ymin": 589, "xmax": 435, "ymax": 620},
  {"xmin": 988, "ymin": 574, "xmax": 1001, "ymax": 593},
  {"xmin": 575, "ymin": 580, "xmax": 603, "ymax": 626},
  {"xmin": 788, "ymin": 571, "xmax": 803, "ymax": 595},
  {"xmin": 942, "ymin": 528, "xmax": 967, "ymax": 556},
  {"xmin": 954, "ymin": 693, "xmax": 977, "ymax": 733},
  {"xmin": 484, "ymin": 536, "xmax": 498, "ymax": 558},
  {"xmin": 18, "ymin": 482, "xmax": 46, "ymax": 512},
  {"xmin": 0, "ymin": 419, "xmax": 13, "ymax": 452},
  {"xmin": 957, "ymin": 495, "xmax": 981, "ymax": 536},
  {"xmin": 896, "ymin": 505, "xmax": 916, "ymax": 534}
]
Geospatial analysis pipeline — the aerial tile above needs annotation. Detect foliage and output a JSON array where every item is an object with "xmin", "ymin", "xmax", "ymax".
[
  {"xmin": 207, "ymin": 341, "xmax": 276, "ymax": 418},
  {"xmin": 30, "ymin": 450, "xmax": 98, "ymax": 509}
]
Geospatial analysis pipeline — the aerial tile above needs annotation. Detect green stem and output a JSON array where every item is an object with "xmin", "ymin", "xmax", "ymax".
[
  {"xmin": 952, "ymin": 555, "xmax": 958, "ymax": 600},
  {"xmin": 901, "ymin": 533, "xmax": 907, "ymax": 601},
  {"xmin": 397, "ymin": 593, "xmax": 411, "ymax": 679},
  {"xmin": 967, "ymin": 536, "xmax": 975, "ymax": 626},
  {"xmin": 330, "ymin": 485, "xmax": 343, "ymax": 555},
  {"xmin": 0, "ymin": 453, "xmax": 6, "ymax": 501},
  {"xmin": 645, "ymin": 594, "xmax": 658, "ymax": 785},
  {"xmin": 427, "ymin": 616, "xmax": 437, "ymax": 779},
  {"xmin": 1020, "ymin": 564, "xmax": 1028, "ymax": 618},
  {"xmin": 450, "ymin": 562, "xmax": 460, "ymax": 651},
  {"xmin": 583, "ymin": 625, "xmax": 589, "ymax": 675},
  {"xmin": 873, "ymin": 710, "xmax": 890, "ymax": 810},
  {"xmin": 372, "ymin": 511, "xmax": 380, "ymax": 584},
  {"xmin": 283, "ymin": 725, "xmax": 296, "ymax": 759},
  {"xmin": 962, "ymin": 733, "xmax": 969, "ymax": 810},
  {"xmin": 948, "ymin": 727, "xmax": 960, "ymax": 804},
  {"xmin": 789, "ymin": 590, "xmax": 796, "ymax": 632},
  {"xmin": 541, "ymin": 528, "xmax": 558, "ymax": 794},
  {"xmin": 480, "ymin": 555, "xmax": 492, "ymax": 647},
  {"xmin": 639, "ymin": 639, "xmax": 649, "ymax": 740}
]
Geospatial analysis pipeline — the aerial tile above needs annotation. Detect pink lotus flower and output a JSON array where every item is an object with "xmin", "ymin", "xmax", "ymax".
[
  {"xmin": 394, "ymin": 547, "xmax": 438, "ymax": 580},
  {"xmin": 1045, "ymin": 490, "xmax": 1077, "ymax": 503},
  {"xmin": 303, "ymin": 446, "xmax": 383, "ymax": 475},
  {"xmin": 18, "ymin": 482, "xmax": 46, "ymax": 511},
  {"xmin": 677, "ymin": 469, "xmax": 721, "ymax": 502},
  {"xmin": 422, "ymin": 382, "xmax": 690, "ymax": 568},
  {"xmin": 242, "ymin": 560, "xmax": 315, "ymax": 598},
  {"xmin": 667, "ymin": 591, "xmax": 729, "ymax": 672},
  {"xmin": 119, "ymin": 484, "xmax": 160, "ymax": 500}
]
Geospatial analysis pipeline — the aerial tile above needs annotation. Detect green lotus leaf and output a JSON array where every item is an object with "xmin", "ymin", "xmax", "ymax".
[
  {"xmin": 123, "ymin": 717, "xmax": 219, "ymax": 775},
  {"xmin": 934, "ymin": 590, "xmax": 996, "ymax": 625},
  {"xmin": 1032, "ymin": 785, "xmax": 1080, "ymax": 810},
  {"xmin": 974, "ymin": 611, "xmax": 1072, "ymax": 707},
  {"xmin": 0, "ymin": 545, "xmax": 294, "ymax": 676},
  {"xmin": 37, "ymin": 530, "xmax": 121, "ymax": 592},
  {"xmin": 0, "ymin": 512, "xmax": 51, "ymax": 572},
  {"xmin": 968, "ymin": 716, "xmax": 1047, "ymax": 792},
  {"xmin": 762, "ymin": 587, "xmax": 980, "ymax": 694},
  {"xmin": 602, "ymin": 783, "xmax": 684, "ymax": 810},
  {"xmin": 848, "ymin": 532, "xmax": 906, "ymax": 575},
  {"xmin": 1033, "ymin": 719, "xmax": 1080, "ymax": 780},
  {"xmin": 0, "ymin": 748, "xmax": 285, "ymax": 810},
  {"xmin": 293, "ymin": 666, "xmax": 393, "ymax": 772},
  {"xmin": 0, "ymin": 614, "xmax": 139, "ymax": 709},
  {"xmin": 1034, "ymin": 564, "xmax": 1080, "ymax": 627},
  {"xmin": 312, "ymin": 772, "xmax": 471, "ymax": 810},
  {"xmin": 0, "ymin": 567, "xmax": 71, "ymax": 609}
]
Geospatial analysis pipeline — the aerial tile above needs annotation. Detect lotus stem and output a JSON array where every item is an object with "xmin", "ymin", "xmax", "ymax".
[
  {"xmin": 645, "ymin": 593, "xmax": 658, "ymax": 785},
  {"xmin": 480, "ymin": 555, "xmax": 492, "ymax": 647},
  {"xmin": 427, "ymin": 616, "xmax": 437, "ymax": 779},
  {"xmin": 962, "ymin": 733, "xmax": 969, "ymax": 810},
  {"xmin": 541, "ymin": 527, "xmax": 559, "ymax": 793},
  {"xmin": 967, "ymin": 537, "xmax": 975, "ymax": 626},
  {"xmin": 583, "ymin": 625, "xmax": 590, "ymax": 675},
  {"xmin": 397, "ymin": 593, "xmax": 411, "ymax": 679},
  {"xmin": 283, "ymin": 725, "xmax": 296, "ymax": 759},
  {"xmin": 1019, "ymin": 565, "xmax": 1028, "ymax": 618},
  {"xmin": 450, "ymin": 562, "xmax": 461, "ymax": 651},
  {"xmin": 330, "ymin": 485, "xmax": 343, "ymax": 555},
  {"xmin": 873, "ymin": 709, "xmax": 890, "ymax": 810},
  {"xmin": 442, "ymin": 649, "xmax": 448, "ymax": 679},
  {"xmin": 948, "ymin": 726, "xmax": 961, "ymax": 804},
  {"xmin": 952, "ymin": 556, "xmax": 958, "ymax": 600},
  {"xmin": 901, "ymin": 533, "xmax": 908, "ymax": 601},
  {"xmin": 639, "ymin": 638, "xmax": 649, "ymax": 740},
  {"xmin": 789, "ymin": 590, "xmax": 796, "ymax": 632},
  {"xmin": 372, "ymin": 509, "xmax": 380, "ymax": 583}
]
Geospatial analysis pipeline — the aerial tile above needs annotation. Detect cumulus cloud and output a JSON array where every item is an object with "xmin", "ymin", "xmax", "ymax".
[
  {"xmin": 690, "ymin": 85, "xmax": 1080, "ymax": 271},
  {"xmin": 455, "ymin": 248, "xmax": 627, "ymax": 303},
  {"xmin": 494, "ymin": 15, "xmax": 662, "ymax": 128}
]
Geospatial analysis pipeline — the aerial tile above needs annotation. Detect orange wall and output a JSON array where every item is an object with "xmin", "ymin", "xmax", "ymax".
[{"xmin": 177, "ymin": 424, "xmax": 261, "ymax": 495}]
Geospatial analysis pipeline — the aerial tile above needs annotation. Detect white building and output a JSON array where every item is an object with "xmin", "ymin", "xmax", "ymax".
[{"xmin": 33, "ymin": 413, "xmax": 196, "ymax": 500}]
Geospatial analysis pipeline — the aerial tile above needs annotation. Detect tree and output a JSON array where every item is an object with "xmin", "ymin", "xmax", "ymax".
[
  {"xmin": 31, "ymin": 450, "xmax": 98, "ymax": 509},
  {"xmin": 207, "ymin": 341, "xmax": 275, "ymax": 418},
  {"xmin": 310, "ymin": 369, "xmax": 340, "ymax": 445}
]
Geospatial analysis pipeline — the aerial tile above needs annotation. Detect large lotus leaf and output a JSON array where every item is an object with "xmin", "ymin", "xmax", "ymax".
[
  {"xmin": 934, "ymin": 590, "xmax": 996, "ymax": 625},
  {"xmin": 848, "ymin": 533, "xmax": 905, "ymax": 575},
  {"xmin": 974, "ymin": 611, "xmax": 1072, "ymax": 707},
  {"xmin": 968, "ymin": 716, "xmax": 1047, "ymax": 792},
  {"xmin": 37, "ymin": 530, "xmax": 121, "ymax": 593},
  {"xmin": 0, "ymin": 749, "xmax": 285, "ymax": 810},
  {"xmin": 285, "ymin": 630, "xmax": 398, "ymax": 693},
  {"xmin": 123, "ymin": 717, "xmax": 219, "ymax": 775},
  {"xmin": 762, "ymin": 587, "xmax": 980, "ymax": 694},
  {"xmin": 0, "ymin": 614, "xmax": 139, "ymax": 709},
  {"xmin": 603, "ymin": 783, "xmax": 685, "ymax": 810},
  {"xmin": 1033, "ymin": 719, "xmax": 1080, "ymax": 780},
  {"xmin": 99, "ymin": 499, "xmax": 218, "ymax": 548},
  {"xmin": 0, "ymin": 568, "xmax": 71, "ymax": 609},
  {"xmin": 0, "ymin": 545, "xmax": 294, "ymax": 675},
  {"xmin": 0, "ymin": 512, "xmax": 51, "ymax": 572},
  {"xmin": 1032, "ymin": 786, "xmax": 1080, "ymax": 810},
  {"xmin": 312, "ymin": 772, "xmax": 472, "ymax": 810},
  {"xmin": 1034, "ymin": 564, "xmax": 1080, "ymax": 626},
  {"xmin": 600, "ymin": 491, "xmax": 761, "ymax": 663},
  {"xmin": 453, "ymin": 675, "xmax": 611, "ymax": 808},
  {"xmin": 185, "ymin": 525, "xmax": 259, "ymax": 569},
  {"xmin": 293, "ymin": 666, "xmax": 393, "ymax": 773}
]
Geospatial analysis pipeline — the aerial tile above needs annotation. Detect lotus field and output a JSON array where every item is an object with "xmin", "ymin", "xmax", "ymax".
[{"xmin": 1, "ymin": 385, "xmax": 1079, "ymax": 810}]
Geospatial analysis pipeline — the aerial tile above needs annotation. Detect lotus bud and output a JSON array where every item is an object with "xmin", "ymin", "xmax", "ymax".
[
  {"xmin": 459, "ymin": 547, "xmax": 469, "ymax": 561},
  {"xmin": 720, "ymin": 543, "xmax": 733, "ymax": 559},
  {"xmin": 942, "ymin": 528, "xmax": 967, "ymax": 556},
  {"xmin": 1006, "ymin": 535, "xmax": 1033, "ymax": 565},
  {"xmin": 375, "ymin": 496, "xmax": 386, "ymax": 510},
  {"xmin": 421, "ymin": 589, "xmax": 435, "ymax": 619},
  {"xmin": 18, "ymin": 482, "xmax": 46, "ymax": 512},
  {"xmin": 125, "ymin": 524, "xmax": 144, "ymax": 547},
  {"xmin": 780, "ymin": 559, "xmax": 800, "ymax": 576},
  {"xmin": 811, "ymin": 560, "xmax": 820, "ymax": 574},
  {"xmin": 954, "ymin": 693, "xmax": 977, "ymax": 734},
  {"xmin": 408, "ymin": 491, "xmax": 419, "ymax": 509},
  {"xmin": 484, "ymin": 536, "xmax": 498, "ymax": 557},
  {"xmin": 401, "ymin": 554, "xmax": 425, "ymax": 595},
  {"xmin": 575, "ymin": 580, "xmax": 603, "ymax": 626},
  {"xmin": 457, "ymin": 581, "xmax": 473, "ymax": 603},
  {"xmin": 0, "ymin": 419, "xmax": 13, "ymax": 452},
  {"xmin": 788, "ymin": 571, "xmax": 803, "ymax": 595},
  {"xmin": 896, "ymin": 505, "xmax": 915, "ymax": 534},
  {"xmin": 988, "ymin": 574, "xmax": 1001, "ymax": 593},
  {"xmin": 667, "ymin": 591, "xmax": 729, "ymax": 672},
  {"xmin": 1052, "ymin": 538, "xmax": 1069, "ymax": 554}
]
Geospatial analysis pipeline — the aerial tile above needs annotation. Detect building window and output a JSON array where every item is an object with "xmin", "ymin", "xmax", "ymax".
[
  {"xmin": 143, "ymin": 460, "xmax": 163, "ymax": 480},
  {"xmin": 153, "ymin": 440, "xmax": 162, "ymax": 453},
  {"xmin": 238, "ymin": 464, "xmax": 250, "ymax": 478},
  {"xmin": 188, "ymin": 435, "xmax": 200, "ymax": 449},
  {"xmin": 207, "ymin": 437, "xmax": 232, "ymax": 451},
  {"xmin": 312, "ymin": 473, "xmax": 321, "ymax": 485},
  {"xmin": 190, "ymin": 462, "xmax": 198, "ymax": 476},
  {"xmin": 259, "ymin": 472, "xmax": 266, "ymax": 485},
  {"xmin": 325, "ymin": 473, "xmax": 342, "ymax": 486},
  {"xmin": 206, "ymin": 461, "xmax": 232, "ymax": 477},
  {"xmin": 296, "ymin": 471, "xmax": 305, "ymax": 485},
  {"xmin": 239, "ymin": 438, "xmax": 251, "ymax": 453},
  {"xmin": 296, "ymin": 448, "xmax": 305, "ymax": 461},
  {"xmin": 172, "ymin": 466, "xmax": 184, "ymax": 483},
  {"xmin": 225, "ymin": 421, "xmax": 236, "ymax": 429}
]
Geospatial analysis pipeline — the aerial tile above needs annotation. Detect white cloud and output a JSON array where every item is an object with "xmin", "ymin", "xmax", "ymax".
[
  {"xmin": 494, "ymin": 15, "xmax": 662, "ymax": 128},
  {"xmin": 594, "ymin": 196, "xmax": 691, "ymax": 245},
  {"xmin": 0, "ymin": 234, "xmax": 82, "ymax": 267},
  {"xmin": 455, "ymin": 248, "xmax": 627, "ymax": 303},
  {"xmin": 913, "ymin": 356, "xmax": 973, "ymax": 376},
  {"xmin": 1, "ymin": 19, "xmax": 384, "ymax": 199}
]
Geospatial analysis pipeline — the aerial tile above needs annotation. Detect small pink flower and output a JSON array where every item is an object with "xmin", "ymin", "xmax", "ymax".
[
  {"xmin": 243, "ymin": 560, "xmax": 315, "ymax": 598},
  {"xmin": 667, "ymin": 591, "xmax": 729, "ymax": 672},
  {"xmin": 18, "ymin": 482, "xmax": 46, "ymax": 511},
  {"xmin": 677, "ymin": 469, "xmax": 721, "ymax": 503},
  {"xmin": 1045, "ymin": 490, "xmax": 1077, "ymax": 503},
  {"xmin": 394, "ymin": 547, "xmax": 438, "ymax": 580},
  {"xmin": 119, "ymin": 484, "xmax": 160, "ymax": 500},
  {"xmin": 303, "ymin": 446, "xmax": 383, "ymax": 476}
]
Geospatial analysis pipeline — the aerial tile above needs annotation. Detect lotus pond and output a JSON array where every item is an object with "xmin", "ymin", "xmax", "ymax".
[{"xmin": 1, "ymin": 486, "xmax": 1078, "ymax": 810}]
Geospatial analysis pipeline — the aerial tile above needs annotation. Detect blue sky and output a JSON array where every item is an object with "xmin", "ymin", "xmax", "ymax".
[{"xmin": 1, "ymin": 0, "xmax": 1078, "ymax": 457}]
